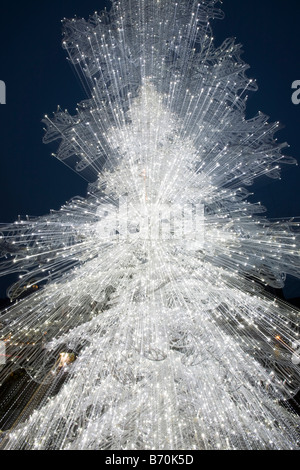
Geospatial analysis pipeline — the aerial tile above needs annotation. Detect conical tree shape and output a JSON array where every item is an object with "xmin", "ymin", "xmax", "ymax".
[{"xmin": 0, "ymin": 0, "xmax": 300, "ymax": 450}]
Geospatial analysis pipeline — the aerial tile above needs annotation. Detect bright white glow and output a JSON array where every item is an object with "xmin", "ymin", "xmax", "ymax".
[{"xmin": 0, "ymin": 0, "xmax": 300, "ymax": 450}]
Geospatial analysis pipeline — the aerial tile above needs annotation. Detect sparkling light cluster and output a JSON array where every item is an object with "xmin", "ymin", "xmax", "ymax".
[{"xmin": 0, "ymin": 0, "xmax": 300, "ymax": 450}]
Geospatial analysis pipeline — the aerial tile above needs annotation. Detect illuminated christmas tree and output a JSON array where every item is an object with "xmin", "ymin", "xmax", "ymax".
[{"xmin": 0, "ymin": 0, "xmax": 300, "ymax": 450}]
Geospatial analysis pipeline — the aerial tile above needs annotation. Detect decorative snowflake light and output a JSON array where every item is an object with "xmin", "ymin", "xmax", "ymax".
[{"xmin": 0, "ymin": 0, "xmax": 300, "ymax": 450}]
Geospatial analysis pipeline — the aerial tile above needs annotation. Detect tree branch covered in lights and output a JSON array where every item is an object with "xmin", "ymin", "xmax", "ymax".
[{"xmin": 0, "ymin": 0, "xmax": 300, "ymax": 450}]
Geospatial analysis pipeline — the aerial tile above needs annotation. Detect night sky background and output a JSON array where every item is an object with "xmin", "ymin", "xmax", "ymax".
[{"xmin": 0, "ymin": 0, "xmax": 299, "ymax": 299}]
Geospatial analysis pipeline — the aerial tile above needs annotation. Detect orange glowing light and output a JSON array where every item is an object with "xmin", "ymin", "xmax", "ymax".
[{"xmin": 58, "ymin": 352, "xmax": 75, "ymax": 368}]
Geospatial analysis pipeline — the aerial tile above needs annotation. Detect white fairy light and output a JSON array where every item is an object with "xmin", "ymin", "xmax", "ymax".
[{"xmin": 0, "ymin": 0, "xmax": 300, "ymax": 450}]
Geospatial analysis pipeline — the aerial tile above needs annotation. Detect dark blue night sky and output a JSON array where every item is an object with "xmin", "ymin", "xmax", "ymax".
[{"xmin": 0, "ymin": 0, "xmax": 299, "ymax": 299}]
